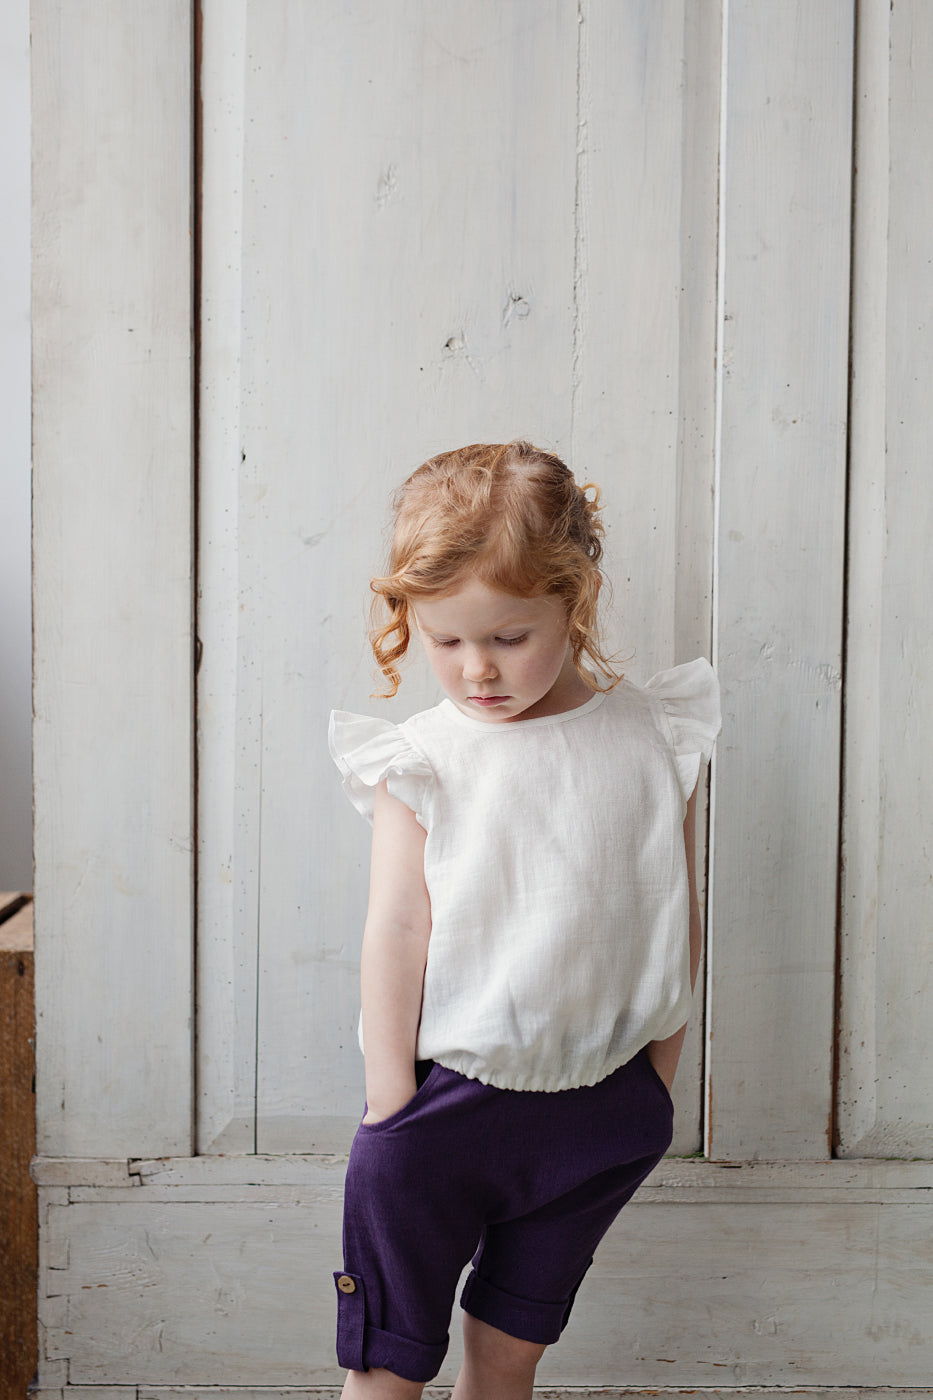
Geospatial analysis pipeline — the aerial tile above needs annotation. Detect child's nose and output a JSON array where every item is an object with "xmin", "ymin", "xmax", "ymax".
[{"xmin": 462, "ymin": 646, "xmax": 498, "ymax": 682}]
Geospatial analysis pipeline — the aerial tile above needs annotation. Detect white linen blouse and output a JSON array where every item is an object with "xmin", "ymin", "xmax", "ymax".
[{"xmin": 329, "ymin": 657, "xmax": 720, "ymax": 1093}]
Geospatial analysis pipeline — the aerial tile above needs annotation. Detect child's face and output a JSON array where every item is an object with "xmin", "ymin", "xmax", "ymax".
[{"xmin": 413, "ymin": 575, "xmax": 590, "ymax": 723}]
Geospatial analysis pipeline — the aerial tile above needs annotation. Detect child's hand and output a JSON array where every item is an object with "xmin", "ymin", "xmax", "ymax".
[{"xmin": 362, "ymin": 1079, "xmax": 418, "ymax": 1126}]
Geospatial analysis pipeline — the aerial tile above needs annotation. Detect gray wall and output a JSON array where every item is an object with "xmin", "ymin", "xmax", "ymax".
[{"xmin": 0, "ymin": 0, "xmax": 31, "ymax": 891}]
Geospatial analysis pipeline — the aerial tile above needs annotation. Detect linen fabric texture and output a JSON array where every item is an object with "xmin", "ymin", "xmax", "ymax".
[{"xmin": 329, "ymin": 656, "xmax": 720, "ymax": 1094}]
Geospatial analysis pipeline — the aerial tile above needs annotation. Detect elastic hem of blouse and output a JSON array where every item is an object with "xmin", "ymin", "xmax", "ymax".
[{"xmin": 429, "ymin": 1050, "xmax": 640, "ymax": 1095}]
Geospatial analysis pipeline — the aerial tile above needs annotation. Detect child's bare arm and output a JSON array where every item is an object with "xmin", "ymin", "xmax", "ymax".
[
  {"xmin": 682, "ymin": 784, "xmax": 703, "ymax": 994},
  {"xmin": 359, "ymin": 780, "xmax": 432, "ymax": 1124},
  {"xmin": 646, "ymin": 785, "xmax": 703, "ymax": 1091}
]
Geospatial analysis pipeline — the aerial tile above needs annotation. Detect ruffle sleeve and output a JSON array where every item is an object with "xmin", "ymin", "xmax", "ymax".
[
  {"xmin": 328, "ymin": 711, "xmax": 434, "ymax": 826},
  {"xmin": 644, "ymin": 657, "xmax": 721, "ymax": 803}
]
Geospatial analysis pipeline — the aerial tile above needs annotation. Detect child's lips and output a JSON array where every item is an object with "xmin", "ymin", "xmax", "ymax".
[{"xmin": 469, "ymin": 694, "xmax": 509, "ymax": 705}]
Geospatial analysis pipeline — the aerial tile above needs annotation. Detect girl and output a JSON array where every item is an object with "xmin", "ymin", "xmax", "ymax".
[{"xmin": 329, "ymin": 441, "xmax": 720, "ymax": 1399}]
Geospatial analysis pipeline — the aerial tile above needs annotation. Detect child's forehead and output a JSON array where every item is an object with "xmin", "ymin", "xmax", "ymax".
[{"xmin": 413, "ymin": 578, "xmax": 560, "ymax": 631}]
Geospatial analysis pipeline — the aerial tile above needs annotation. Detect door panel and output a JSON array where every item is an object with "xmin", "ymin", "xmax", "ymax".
[{"xmin": 196, "ymin": 0, "xmax": 719, "ymax": 1154}]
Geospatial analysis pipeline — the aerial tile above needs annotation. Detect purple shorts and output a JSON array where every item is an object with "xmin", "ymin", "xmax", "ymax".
[{"xmin": 333, "ymin": 1046, "xmax": 673, "ymax": 1383}]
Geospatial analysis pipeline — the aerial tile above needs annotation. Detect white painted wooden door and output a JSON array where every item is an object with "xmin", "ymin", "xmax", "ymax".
[
  {"xmin": 33, "ymin": 0, "xmax": 933, "ymax": 1174},
  {"xmin": 192, "ymin": 0, "xmax": 933, "ymax": 1164},
  {"xmin": 31, "ymin": 0, "xmax": 933, "ymax": 1390},
  {"xmin": 196, "ymin": 0, "xmax": 721, "ymax": 1156}
]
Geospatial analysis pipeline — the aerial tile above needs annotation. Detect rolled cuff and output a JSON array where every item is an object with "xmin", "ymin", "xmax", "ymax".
[
  {"xmin": 334, "ymin": 1271, "xmax": 449, "ymax": 1383},
  {"xmin": 460, "ymin": 1266, "xmax": 587, "ymax": 1346}
]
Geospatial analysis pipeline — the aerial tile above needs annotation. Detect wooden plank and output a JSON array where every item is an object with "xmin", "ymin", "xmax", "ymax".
[
  {"xmin": 41, "ymin": 1190, "xmax": 933, "ymax": 1388},
  {"xmin": 196, "ymin": 0, "xmax": 579, "ymax": 1151},
  {"xmin": 196, "ymin": 0, "xmax": 256, "ymax": 1156},
  {"xmin": 53, "ymin": 1391, "xmax": 136, "ymax": 1400},
  {"xmin": 838, "ymin": 0, "xmax": 933, "ymax": 1157},
  {"xmin": 573, "ymin": 0, "xmax": 720, "ymax": 677},
  {"xmin": 138, "ymin": 1392, "xmax": 933, "ymax": 1400},
  {"xmin": 0, "ymin": 892, "xmax": 31, "ymax": 925},
  {"xmin": 133, "ymin": 1154, "xmax": 345, "ymax": 1187},
  {"xmin": 71, "ymin": 1185, "xmax": 343, "ymax": 1206},
  {"xmin": 60, "ymin": 1177, "xmax": 933, "ymax": 1208},
  {"xmin": 249, "ymin": 0, "xmax": 578, "ymax": 1152},
  {"xmin": 35, "ymin": 1192, "xmax": 68, "ymax": 1388},
  {"xmin": 252, "ymin": 0, "xmax": 575, "ymax": 1150},
  {"xmin": 572, "ymin": 0, "xmax": 721, "ymax": 1152},
  {"xmin": 36, "ymin": 1175, "xmax": 70, "ymax": 1395},
  {"xmin": 31, "ymin": 0, "xmax": 195, "ymax": 1157},
  {"xmin": 0, "ymin": 897, "xmax": 32, "ymax": 952},
  {"xmin": 0, "ymin": 0, "xmax": 33, "ymax": 898},
  {"xmin": 837, "ymin": 0, "xmax": 890, "ymax": 1158},
  {"xmin": 539, "ymin": 1200, "xmax": 933, "ymax": 1389},
  {"xmin": 33, "ymin": 1152, "xmax": 933, "ymax": 1191},
  {"xmin": 707, "ymin": 0, "xmax": 854, "ymax": 1158},
  {"xmin": 673, "ymin": 0, "xmax": 724, "ymax": 1154},
  {"xmin": 0, "ymin": 925, "xmax": 37, "ymax": 1398},
  {"xmin": 31, "ymin": 1159, "xmax": 135, "ymax": 1189}
]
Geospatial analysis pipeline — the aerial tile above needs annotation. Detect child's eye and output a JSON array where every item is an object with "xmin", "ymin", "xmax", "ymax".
[
  {"xmin": 496, "ymin": 634, "xmax": 528, "ymax": 647},
  {"xmin": 430, "ymin": 637, "xmax": 459, "ymax": 649}
]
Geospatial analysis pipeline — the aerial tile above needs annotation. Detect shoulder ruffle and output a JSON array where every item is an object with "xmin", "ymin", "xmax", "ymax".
[
  {"xmin": 644, "ymin": 657, "xmax": 721, "ymax": 802},
  {"xmin": 328, "ymin": 711, "xmax": 433, "ymax": 825}
]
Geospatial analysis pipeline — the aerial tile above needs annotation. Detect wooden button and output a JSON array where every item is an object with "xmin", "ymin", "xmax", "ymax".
[{"xmin": 337, "ymin": 1274, "xmax": 356, "ymax": 1294}]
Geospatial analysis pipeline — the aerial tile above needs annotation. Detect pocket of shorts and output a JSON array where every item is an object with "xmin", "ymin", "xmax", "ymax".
[
  {"xmin": 640, "ymin": 1048, "xmax": 675, "ymax": 1110},
  {"xmin": 357, "ymin": 1060, "xmax": 443, "ymax": 1132}
]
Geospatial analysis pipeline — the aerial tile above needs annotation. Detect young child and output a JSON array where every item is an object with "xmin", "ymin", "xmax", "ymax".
[{"xmin": 328, "ymin": 441, "xmax": 720, "ymax": 1400}]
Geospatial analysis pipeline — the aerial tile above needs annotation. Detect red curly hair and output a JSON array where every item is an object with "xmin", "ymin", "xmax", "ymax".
[{"xmin": 370, "ymin": 441, "xmax": 620, "ymax": 697}]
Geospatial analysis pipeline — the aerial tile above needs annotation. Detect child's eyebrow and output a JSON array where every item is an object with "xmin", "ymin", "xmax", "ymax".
[{"xmin": 422, "ymin": 622, "xmax": 533, "ymax": 638}]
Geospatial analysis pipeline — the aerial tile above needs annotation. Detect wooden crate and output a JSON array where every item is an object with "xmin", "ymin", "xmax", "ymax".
[{"xmin": 1, "ymin": 893, "xmax": 36, "ymax": 1400}]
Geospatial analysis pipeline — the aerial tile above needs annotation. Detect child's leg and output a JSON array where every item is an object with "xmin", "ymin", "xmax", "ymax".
[
  {"xmin": 336, "ymin": 1065, "xmax": 490, "ymax": 1385},
  {"xmin": 340, "ymin": 1365, "xmax": 425, "ymax": 1400},
  {"xmin": 451, "ymin": 1314, "xmax": 547, "ymax": 1400}
]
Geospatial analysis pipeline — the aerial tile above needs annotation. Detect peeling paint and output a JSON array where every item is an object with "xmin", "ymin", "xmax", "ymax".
[{"xmin": 375, "ymin": 163, "xmax": 398, "ymax": 207}]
